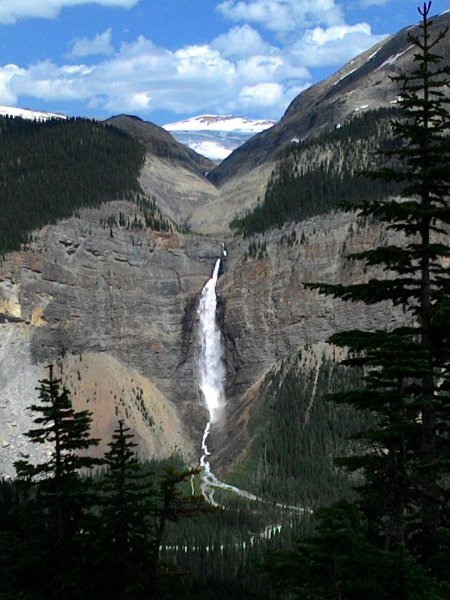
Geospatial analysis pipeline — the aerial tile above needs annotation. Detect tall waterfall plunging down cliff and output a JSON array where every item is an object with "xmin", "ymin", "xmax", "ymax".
[
  {"xmin": 198, "ymin": 258, "xmax": 225, "ymax": 425},
  {"xmin": 196, "ymin": 258, "xmax": 300, "ymax": 508},
  {"xmin": 197, "ymin": 258, "xmax": 225, "ymax": 504}
]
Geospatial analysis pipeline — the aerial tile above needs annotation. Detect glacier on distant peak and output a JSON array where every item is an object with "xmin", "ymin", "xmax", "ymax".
[{"xmin": 163, "ymin": 114, "xmax": 276, "ymax": 161}]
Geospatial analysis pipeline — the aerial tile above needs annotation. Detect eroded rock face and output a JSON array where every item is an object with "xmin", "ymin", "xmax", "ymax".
[
  {"xmin": 0, "ymin": 195, "xmax": 408, "ymax": 477},
  {"xmin": 212, "ymin": 211, "xmax": 406, "ymax": 467},
  {"xmin": 0, "ymin": 200, "xmax": 223, "ymax": 476}
]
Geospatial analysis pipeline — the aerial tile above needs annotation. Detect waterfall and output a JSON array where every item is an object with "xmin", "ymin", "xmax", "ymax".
[
  {"xmin": 197, "ymin": 258, "xmax": 225, "ymax": 505},
  {"xmin": 198, "ymin": 258, "xmax": 225, "ymax": 425},
  {"xmin": 196, "ymin": 257, "xmax": 311, "ymax": 512}
]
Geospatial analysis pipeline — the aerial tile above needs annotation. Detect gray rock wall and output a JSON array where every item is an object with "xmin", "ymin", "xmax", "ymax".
[{"xmin": 0, "ymin": 200, "xmax": 406, "ymax": 475}]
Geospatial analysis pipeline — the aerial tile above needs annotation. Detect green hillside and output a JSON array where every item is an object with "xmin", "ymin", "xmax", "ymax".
[
  {"xmin": 0, "ymin": 116, "xmax": 145, "ymax": 254},
  {"xmin": 231, "ymin": 107, "xmax": 401, "ymax": 236},
  {"xmin": 226, "ymin": 351, "xmax": 369, "ymax": 508}
]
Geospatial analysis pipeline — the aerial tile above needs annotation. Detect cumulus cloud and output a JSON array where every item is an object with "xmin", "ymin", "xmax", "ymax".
[
  {"xmin": 217, "ymin": 0, "xmax": 344, "ymax": 33},
  {"xmin": 238, "ymin": 82, "xmax": 283, "ymax": 106},
  {"xmin": 0, "ymin": 64, "xmax": 25, "ymax": 105},
  {"xmin": 0, "ymin": 0, "xmax": 139, "ymax": 24},
  {"xmin": 211, "ymin": 24, "xmax": 271, "ymax": 58},
  {"xmin": 290, "ymin": 23, "xmax": 386, "ymax": 67},
  {"xmin": 0, "ymin": 32, "xmax": 310, "ymax": 117},
  {"xmin": 67, "ymin": 29, "xmax": 114, "ymax": 59},
  {"xmin": 0, "ymin": 1, "xmax": 389, "ymax": 119}
]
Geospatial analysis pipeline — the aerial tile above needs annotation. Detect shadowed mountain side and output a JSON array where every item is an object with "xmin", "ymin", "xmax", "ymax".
[
  {"xmin": 208, "ymin": 10, "xmax": 450, "ymax": 187},
  {"xmin": 106, "ymin": 114, "xmax": 216, "ymax": 178},
  {"xmin": 138, "ymin": 154, "xmax": 219, "ymax": 230}
]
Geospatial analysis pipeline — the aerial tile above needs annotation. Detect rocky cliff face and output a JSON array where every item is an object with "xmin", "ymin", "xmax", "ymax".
[
  {"xmin": 0, "ymin": 192, "xmax": 407, "ymax": 477},
  {"xmin": 0, "ymin": 197, "xmax": 223, "ymax": 476},
  {"xmin": 213, "ymin": 211, "xmax": 408, "ymax": 468}
]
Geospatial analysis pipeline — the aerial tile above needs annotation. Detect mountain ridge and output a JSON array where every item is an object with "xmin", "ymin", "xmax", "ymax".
[
  {"xmin": 105, "ymin": 114, "xmax": 216, "ymax": 177},
  {"xmin": 208, "ymin": 10, "xmax": 450, "ymax": 187},
  {"xmin": 1, "ymin": 9, "xmax": 449, "ymax": 480}
]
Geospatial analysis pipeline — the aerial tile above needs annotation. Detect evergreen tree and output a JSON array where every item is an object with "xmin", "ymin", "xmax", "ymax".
[
  {"xmin": 264, "ymin": 502, "xmax": 441, "ymax": 600},
  {"xmin": 150, "ymin": 466, "xmax": 211, "ymax": 598},
  {"xmin": 95, "ymin": 419, "xmax": 156, "ymax": 599},
  {"xmin": 94, "ymin": 420, "xmax": 209, "ymax": 599},
  {"xmin": 304, "ymin": 0, "xmax": 450, "ymax": 587},
  {"xmin": 0, "ymin": 116, "xmax": 145, "ymax": 254},
  {"xmin": 13, "ymin": 364, "xmax": 102, "ymax": 599}
]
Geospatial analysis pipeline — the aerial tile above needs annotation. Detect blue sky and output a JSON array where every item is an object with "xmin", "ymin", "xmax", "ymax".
[{"xmin": 0, "ymin": 0, "xmax": 448, "ymax": 125}]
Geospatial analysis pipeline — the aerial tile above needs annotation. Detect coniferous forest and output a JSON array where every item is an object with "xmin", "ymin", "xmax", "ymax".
[
  {"xmin": 231, "ymin": 106, "xmax": 402, "ymax": 236},
  {"xmin": 265, "ymin": 5, "xmax": 450, "ymax": 598},
  {"xmin": 0, "ymin": 117, "xmax": 145, "ymax": 254},
  {"xmin": 1, "ymin": 3, "xmax": 450, "ymax": 599}
]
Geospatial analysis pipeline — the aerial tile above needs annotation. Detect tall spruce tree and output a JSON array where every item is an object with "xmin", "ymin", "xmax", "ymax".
[
  {"xmin": 95, "ymin": 419, "xmax": 156, "ymax": 599},
  {"xmin": 304, "ymin": 0, "xmax": 450, "ymax": 588},
  {"xmin": 95, "ymin": 420, "xmax": 209, "ymax": 599},
  {"xmin": 13, "ymin": 364, "xmax": 102, "ymax": 599}
]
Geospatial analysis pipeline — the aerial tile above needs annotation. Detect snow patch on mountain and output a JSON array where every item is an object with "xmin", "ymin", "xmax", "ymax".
[
  {"xmin": 0, "ymin": 105, "xmax": 66, "ymax": 121},
  {"xmin": 187, "ymin": 140, "xmax": 235, "ymax": 162},
  {"xmin": 163, "ymin": 115, "xmax": 276, "ymax": 161},
  {"xmin": 164, "ymin": 114, "xmax": 275, "ymax": 134}
]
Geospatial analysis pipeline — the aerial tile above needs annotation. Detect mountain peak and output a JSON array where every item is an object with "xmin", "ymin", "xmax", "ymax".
[
  {"xmin": 164, "ymin": 114, "xmax": 276, "ymax": 133},
  {"xmin": 0, "ymin": 105, "xmax": 66, "ymax": 121}
]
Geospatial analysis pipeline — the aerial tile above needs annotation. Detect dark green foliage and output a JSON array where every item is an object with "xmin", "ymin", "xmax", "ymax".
[
  {"xmin": 94, "ymin": 420, "xmax": 156, "ymax": 598},
  {"xmin": 0, "ymin": 374, "xmax": 211, "ymax": 599},
  {"xmin": 0, "ymin": 116, "xmax": 145, "ymax": 253},
  {"xmin": 327, "ymin": 329, "xmax": 428, "ymax": 553},
  {"xmin": 297, "ymin": 2, "xmax": 450, "ymax": 593},
  {"xmin": 10, "ymin": 365, "xmax": 102, "ymax": 599},
  {"xmin": 160, "ymin": 493, "xmax": 306, "ymax": 599},
  {"xmin": 263, "ymin": 5, "xmax": 450, "ymax": 598},
  {"xmin": 135, "ymin": 194, "xmax": 173, "ymax": 232},
  {"xmin": 227, "ymin": 353, "xmax": 368, "ymax": 508},
  {"xmin": 231, "ymin": 107, "xmax": 401, "ymax": 236},
  {"xmin": 264, "ymin": 502, "xmax": 442, "ymax": 600}
]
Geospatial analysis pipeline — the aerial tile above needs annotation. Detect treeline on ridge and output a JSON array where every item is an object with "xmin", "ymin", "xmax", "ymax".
[
  {"xmin": 231, "ymin": 107, "xmax": 402, "ymax": 236},
  {"xmin": 0, "ymin": 116, "xmax": 145, "ymax": 254}
]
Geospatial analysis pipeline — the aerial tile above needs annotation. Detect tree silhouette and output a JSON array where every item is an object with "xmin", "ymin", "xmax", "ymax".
[
  {"xmin": 13, "ymin": 364, "xmax": 102, "ymax": 599},
  {"xmin": 301, "ymin": 0, "xmax": 450, "ymax": 592}
]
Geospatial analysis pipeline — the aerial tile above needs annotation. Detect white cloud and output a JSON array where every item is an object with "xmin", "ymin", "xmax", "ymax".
[
  {"xmin": 0, "ymin": 32, "xmax": 310, "ymax": 117},
  {"xmin": 0, "ymin": 1, "xmax": 389, "ymax": 120},
  {"xmin": 238, "ymin": 82, "xmax": 283, "ymax": 106},
  {"xmin": 290, "ymin": 23, "xmax": 386, "ymax": 67},
  {"xmin": 174, "ymin": 45, "xmax": 236, "ymax": 82},
  {"xmin": 0, "ymin": 0, "xmax": 139, "ymax": 24},
  {"xmin": 217, "ymin": 0, "xmax": 343, "ymax": 33},
  {"xmin": 67, "ymin": 29, "xmax": 114, "ymax": 59},
  {"xmin": 211, "ymin": 24, "xmax": 271, "ymax": 58},
  {"xmin": 0, "ymin": 64, "xmax": 24, "ymax": 104}
]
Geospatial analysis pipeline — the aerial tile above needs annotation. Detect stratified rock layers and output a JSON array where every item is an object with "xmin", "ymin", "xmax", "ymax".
[{"xmin": 0, "ymin": 198, "xmax": 404, "ymax": 477}]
